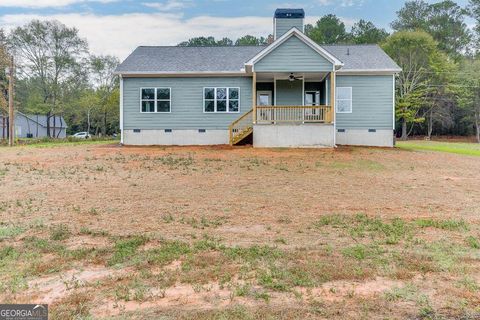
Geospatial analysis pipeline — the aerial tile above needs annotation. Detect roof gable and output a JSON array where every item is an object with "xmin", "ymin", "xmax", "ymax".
[
  {"xmin": 246, "ymin": 28, "xmax": 343, "ymax": 69},
  {"xmin": 252, "ymin": 35, "xmax": 334, "ymax": 73}
]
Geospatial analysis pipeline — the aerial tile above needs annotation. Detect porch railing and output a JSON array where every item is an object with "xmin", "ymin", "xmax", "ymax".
[{"xmin": 255, "ymin": 105, "xmax": 333, "ymax": 124}]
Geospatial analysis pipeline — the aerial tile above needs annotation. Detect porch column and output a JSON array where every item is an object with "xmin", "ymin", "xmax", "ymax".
[
  {"xmin": 252, "ymin": 72, "xmax": 257, "ymax": 124},
  {"xmin": 330, "ymin": 72, "xmax": 335, "ymax": 124}
]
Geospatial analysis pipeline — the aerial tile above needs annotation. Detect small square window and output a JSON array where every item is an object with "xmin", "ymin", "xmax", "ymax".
[
  {"xmin": 205, "ymin": 100, "xmax": 215, "ymax": 112},
  {"xmin": 142, "ymin": 101, "xmax": 155, "ymax": 113},
  {"xmin": 217, "ymin": 100, "xmax": 227, "ymax": 112},
  {"xmin": 157, "ymin": 88, "xmax": 170, "ymax": 100},
  {"xmin": 229, "ymin": 100, "xmax": 239, "ymax": 112},
  {"xmin": 229, "ymin": 88, "xmax": 239, "ymax": 99},
  {"xmin": 157, "ymin": 101, "xmax": 170, "ymax": 113},
  {"xmin": 216, "ymin": 88, "xmax": 227, "ymax": 100},
  {"xmin": 141, "ymin": 88, "xmax": 171, "ymax": 113},
  {"xmin": 141, "ymin": 88, "xmax": 155, "ymax": 100},
  {"xmin": 204, "ymin": 88, "xmax": 215, "ymax": 100}
]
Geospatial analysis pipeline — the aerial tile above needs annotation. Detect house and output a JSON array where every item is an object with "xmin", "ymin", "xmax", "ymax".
[
  {"xmin": 0, "ymin": 112, "xmax": 67, "ymax": 139},
  {"xmin": 115, "ymin": 8, "xmax": 401, "ymax": 148}
]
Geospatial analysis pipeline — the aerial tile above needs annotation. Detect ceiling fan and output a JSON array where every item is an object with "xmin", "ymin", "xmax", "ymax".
[{"xmin": 288, "ymin": 73, "xmax": 303, "ymax": 82}]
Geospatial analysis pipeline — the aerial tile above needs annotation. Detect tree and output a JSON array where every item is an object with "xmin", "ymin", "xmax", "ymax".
[
  {"xmin": 428, "ymin": 1, "xmax": 472, "ymax": 58},
  {"xmin": 9, "ymin": 20, "xmax": 88, "ymax": 137},
  {"xmin": 391, "ymin": 0, "xmax": 431, "ymax": 31},
  {"xmin": 422, "ymin": 54, "xmax": 457, "ymax": 139},
  {"xmin": 305, "ymin": 14, "xmax": 348, "ymax": 44},
  {"xmin": 350, "ymin": 20, "xmax": 389, "ymax": 44},
  {"xmin": 235, "ymin": 35, "xmax": 268, "ymax": 46},
  {"xmin": 0, "ymin": 29, "xmax": 10, "ymax": 118},
  {"xmin": 178, "ymin": 36, "xmax": 234, "ymax": 47},
  {"xmin": 89, "ymin": 55, "xmax": 119, "ymax": 136},
  {"xmin": 470, "ymin": 0, "xmax": 480, "ymax": 50},
  {"xmin": 392, "ymin": 0, "xmax": 472, "ymax": 59},
  {"xmin": 457, "ymin": 59, "xmax": 480, "ymax": 142},
  {"xmin": 383, "ymin": 31, "xmax": 446, "ymax": 140}
]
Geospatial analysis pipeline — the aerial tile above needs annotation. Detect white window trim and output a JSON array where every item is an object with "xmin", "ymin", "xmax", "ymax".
[
  {"xmin": 203, "ymin": 87, "xmax": 241, "ymax": 113},
  {"xmin": 336, "ymin": 87, "xmax": 353, "ymax": 114},
  {"xmin": 140, "ymin": 87, "xmax": 172, "ymax": 113}
]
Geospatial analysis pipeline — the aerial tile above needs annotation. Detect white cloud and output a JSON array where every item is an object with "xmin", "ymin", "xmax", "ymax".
[
  {"xmin": 0, "ymin": 12, "xmax": 357, "ymax": 59},
  {"xmin": 0, "ymin": 0, "xmax": 117, "ymax": 9},
  {"xmin": 142, "ymin": 0, "xmax": 193, "ymax": 12}
]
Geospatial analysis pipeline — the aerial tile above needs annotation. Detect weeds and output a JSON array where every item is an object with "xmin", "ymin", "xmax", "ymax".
[
  {"xmin": 0, "ymin": 225, "xmax": 25, "ymax": 239},
  {"xmin": 465, "ymin": 236, "xmax": 480, "ymax": 249},
  {"xmin": 415, "ymin": 218, "xmax": 469, "ymax": 231},
  {"xmin": 50, "ymin": 224, "xmax": 71, "ymax": 241},
  {"xmin": 154, "ymin": 154, "xmax": 195, "ymax": 170},
  {"xmin": 315, "ymin": 214, "xmax": 412, "ymax": 244},
  {"xmin": 109, "ymin": 235, "xmax": 149, "ymax": 266}
]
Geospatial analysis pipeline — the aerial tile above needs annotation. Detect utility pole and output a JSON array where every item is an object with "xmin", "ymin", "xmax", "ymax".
[{"xmin": 7, "ymin": 55, "xmax": 14, "ymax": 147}]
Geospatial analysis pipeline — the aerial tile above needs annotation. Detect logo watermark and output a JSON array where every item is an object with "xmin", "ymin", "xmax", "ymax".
[{"xmin": 0, "ymin": 305, "xmax": 48, "ymax": 320}]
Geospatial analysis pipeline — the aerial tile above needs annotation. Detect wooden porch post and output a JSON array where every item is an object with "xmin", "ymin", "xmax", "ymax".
[
  {"xmin": 252, "ymin": 72, "xmax": 257, "ymax": 124},
  {"xmin": 330, "ymin": 71, "xmax": 335, "ymax": 124}
]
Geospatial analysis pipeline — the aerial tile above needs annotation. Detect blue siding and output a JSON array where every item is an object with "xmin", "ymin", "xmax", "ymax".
[
  {"xmin": 336, "ymin": 75, "xmax": 394, "ymax": 130},
  {"xmin": 276, "ymin": 80, "xmax": 303, "ymax": 105},
  {"xmin": 123, "ymin": 77, "xmax": 252, "ymax": 130},
  {"xmin": 275, "ymin": 19, "xmax": 304, "ymax": 38},
  {"xmin": 254, "ymin": 36, "xmax": 333, "ymax": 72}
]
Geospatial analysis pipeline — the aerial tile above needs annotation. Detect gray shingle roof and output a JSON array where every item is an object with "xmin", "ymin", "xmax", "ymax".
[
  {"xmin": 115, "ymin": 43, "xmax": 400, "ymax": 74},
  {"xmin": 323, "ymin": 44, "xmax": 401, "ymax": 71},
  {"xmin": 115, "ymin": 46, "xmax": 264, "ymax": 73}
]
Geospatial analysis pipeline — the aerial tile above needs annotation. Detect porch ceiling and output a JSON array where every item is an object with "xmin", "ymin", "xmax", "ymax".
[{"xmin": 256, "ymin": 72, "xmax": 329, "ymax": 82}]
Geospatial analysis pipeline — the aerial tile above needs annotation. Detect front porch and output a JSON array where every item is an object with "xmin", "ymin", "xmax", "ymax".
[{"xmin": 229, "ymin": 71, "xmax": 336, "ymax": 147}]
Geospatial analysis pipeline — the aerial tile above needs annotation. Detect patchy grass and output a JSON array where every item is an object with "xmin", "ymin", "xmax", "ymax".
[
  {"xmin": 415, "ymin": 218, "xmax": 469, "ymax": 231},
  {"xmin": 0, "ymin": 137, "xmax": 117, "ymax": 148},
  {"xmin": 108, "ymin": 236, "xmax": 149, "ymax": 266},
  {"xmin": 49, "ymin": 224, "xmax": 71, "ymax": 241},
  {"xmin": 0, "ymin": 225, "xmax": 25, "ymax": 239},
  {"xmin": 1, "ymin": 143, "xmax": 480, "ymax": 319},
  {"xmin": 397, "ymin": 141, "xmax": 480, "ymax": 157}
]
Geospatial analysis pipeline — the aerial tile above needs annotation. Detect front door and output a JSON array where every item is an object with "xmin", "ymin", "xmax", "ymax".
[
  {"xmin": 257, "ymin": 91, "xmax": 272, "ymax": 106},
  {"xmin": 257, "ymin": 91, "xmax": 273, "ymax": 122},
  {"xmin": 305, "ymin": 91, "xmax": 320, "ymax": 121}
]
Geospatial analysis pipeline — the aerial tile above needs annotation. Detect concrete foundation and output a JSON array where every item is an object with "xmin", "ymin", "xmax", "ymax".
[
  {"xmin": 336, "ymin": 129, "xmax": 394, "ymax": 147},
  {"xmin": 253, "ymin": 124, "xmax": 335, "ymax": 148},
  {"xmin": 123, "ymin": 129, "xmax": 229, "ymax": 146}
]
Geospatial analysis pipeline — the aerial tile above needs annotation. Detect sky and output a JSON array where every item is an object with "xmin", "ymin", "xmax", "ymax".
[{"xmin": 0, "ymin": 0, "xmax": 472, "ymax": 59}]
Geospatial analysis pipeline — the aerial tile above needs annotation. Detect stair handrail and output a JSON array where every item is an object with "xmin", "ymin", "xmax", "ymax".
[{"xmin": 229, "ymin": 109, "xmax": 253, "ymax": 145}]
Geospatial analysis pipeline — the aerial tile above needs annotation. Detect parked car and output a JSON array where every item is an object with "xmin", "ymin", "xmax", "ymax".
[{"xmin": 72, "ymin": 132, "xmax": 91, "ymax": 139}]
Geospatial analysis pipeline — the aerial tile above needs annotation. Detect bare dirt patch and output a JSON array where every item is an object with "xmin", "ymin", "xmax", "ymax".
[{"xmin": 1, "ymin": 143, "xmax": 480, "ymax": 319}]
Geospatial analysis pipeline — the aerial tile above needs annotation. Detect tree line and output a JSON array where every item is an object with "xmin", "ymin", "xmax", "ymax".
[{"xmin": 0, "ymin": 0, "xmax": 479, "ymax": 141}]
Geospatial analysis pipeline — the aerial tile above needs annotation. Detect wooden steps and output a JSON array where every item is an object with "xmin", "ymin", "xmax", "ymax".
[{"xmin": 229, "ymin": 109, "xmax": 253, "ymax": 146}]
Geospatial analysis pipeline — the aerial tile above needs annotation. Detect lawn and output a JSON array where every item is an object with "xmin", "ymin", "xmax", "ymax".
[
  {"xmin": 0, "ymin": 137, "xmax": 118, "ymax": 148},
  {"xmin": 397, "ymin": 140, "xmax": 480, "ymax": 157},
  {"xmin": 0, "ymin": 144, "xmax": 479, "ymax": 319}
]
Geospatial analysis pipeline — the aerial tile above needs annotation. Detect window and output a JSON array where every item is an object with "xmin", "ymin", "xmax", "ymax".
[
  {"xmin": 336, "ymin": 87, "xmax": 352, "ymax": 113},
  {"xmin": 140, "ymin": 88, "xmax": 171, "ymax": 113},
  {"xmin": 204, "ymin": 87, "xmax": 240, "ymax": 113}
]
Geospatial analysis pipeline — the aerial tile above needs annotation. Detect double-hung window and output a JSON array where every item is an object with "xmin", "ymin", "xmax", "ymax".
[
  {"xmin": 141, "ymin": 88, "xmax": 171, "ymax": 113},
  {"xmin": 204, "ymin": 87, "xmax": 240, "ymax": 113},
  {"xmin": 336, "ymin": 87, "xmax": 352, "ymax": 113}
]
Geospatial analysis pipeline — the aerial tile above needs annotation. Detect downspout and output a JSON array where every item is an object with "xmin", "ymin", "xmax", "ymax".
[
  {"xmin": 119, "ymin": 74, "xmax": 124, "ymax": 145},
  {"xmin": 331, "ymin": 68, "xmax": 337, "ymax": 147}
]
